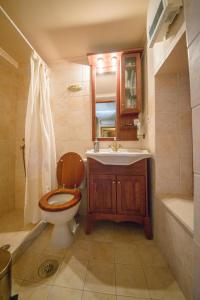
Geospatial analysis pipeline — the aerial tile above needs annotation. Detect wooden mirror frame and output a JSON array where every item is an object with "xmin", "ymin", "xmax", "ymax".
[
  {"xmin": 88, "ymin": 52, "xmax": 122, "ymax": 141},
  {"xmin": 88, "ymin": 49, "xmax": 143, "ymax": 141}
]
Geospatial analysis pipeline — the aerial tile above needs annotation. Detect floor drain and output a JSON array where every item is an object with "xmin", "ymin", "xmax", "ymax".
[
  {"xmin": 0, "ymin": 244, "xmax": 10, "ymax": 250},
  {"xmin": 38, "ymin": 259, "xmax": 59, "ymax": 278}
]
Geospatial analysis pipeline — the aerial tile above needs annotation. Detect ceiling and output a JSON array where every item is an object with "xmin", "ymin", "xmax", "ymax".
[
  {"xmin": 0, "ymin": 0, "xmax": 149, "ymax": 64},
  {"xmin": 0, "ymin": 9, "xmax": 31, "ymax": 65}
]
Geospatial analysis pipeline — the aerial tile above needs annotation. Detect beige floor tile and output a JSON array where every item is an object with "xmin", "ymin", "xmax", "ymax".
[
  {"xmin": 65, "ymin": 239, "xmax": 93, "ymax": 261},
  {"xmin": 82, "ymin": 291, "xmax": 117, "ymax": 300},
  {"xmin": 135, "ymin": 240, "xmax": 168, "ymax": 267},
  {"xmin": 90, "ymin": 222, "xmax": 115, "ymax": 243},
  {"xmin": 12, "ymin": 250, "xmax": 41, "ymax": 280},
  {"xmin": 84, "ymin": 261, "xmax": 115, "ymax": 295},
  {"xmin": 47, "ymin": 286, "xmax": 82, "ymax": 300},
  {"xmin": 113, "ymin": 222, "xmax": 146, "ymax": 244},
  {"xmin": 12, "ymin": 278, "xmax": 24, "ymax": 295},
  {"xmin": 117, "ymin": 297, "xmax": 150, "ymax": 300},
  {"xmin": 161, "ymin": 282, "xmax": 186, "ymax": 300},
  {"xmin": 30, "ymin": 232, "xmax": 50, "ymax": 253},
  {"xmin": 75, "ymin": 227, "xmax": 94, "ymax": 241},
  {"xmin": 53, "ymin": 256, "xmax": 88, "ymax": 289},
  {"xmin": 43, "ymin": 240, "xmax": 67, "ymax": 258},
  {"xmin": 144, "ymin": 266, "xmax": 183, "ymax": 300},
  {"xmin": 115, "ymin": 244, "xmax": 141, "ymax": 266},
  {"xmin": 90, "ymin": 241, "xmax": 115, "ymax": 263},
  {"xmin": 0, "ymin": 210, "xmax": 35, "ymax": 253},
  {"xmin": 17, "ymin": 281, "xmax": 50, "ymax": 300},
  {"xmin": 116, "ymin": 264, "xmax": 149, "ymax": 298}
]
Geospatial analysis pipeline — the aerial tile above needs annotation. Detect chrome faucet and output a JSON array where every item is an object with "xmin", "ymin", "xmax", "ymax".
[{"xmin": 109, "ymin": 137, "xmax": 122, "ymax": 152}]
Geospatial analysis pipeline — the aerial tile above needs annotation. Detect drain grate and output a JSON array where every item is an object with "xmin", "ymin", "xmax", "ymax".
[{"xmin": 38, "ymin": 259, "xmax": 59, "ymax": 278}]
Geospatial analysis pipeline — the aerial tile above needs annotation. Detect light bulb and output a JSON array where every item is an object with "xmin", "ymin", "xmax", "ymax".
[
  {"xmin": 111, "ymin": 56, "xmax": 117, "ymax": 66},
  {"xmin": 97, "ymin": 57, "xmax": 104, "ymax": 68}
]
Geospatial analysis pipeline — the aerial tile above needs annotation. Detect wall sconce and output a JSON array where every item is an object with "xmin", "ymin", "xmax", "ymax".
[{"xmin": 68, "ymin": 84, "xmax": 82, "ymax": 92}]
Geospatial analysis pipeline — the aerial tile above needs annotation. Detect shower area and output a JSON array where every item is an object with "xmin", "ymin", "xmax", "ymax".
[{"xmin": 0, "ymin": 9, "xmax": 45, "ymax": 258}]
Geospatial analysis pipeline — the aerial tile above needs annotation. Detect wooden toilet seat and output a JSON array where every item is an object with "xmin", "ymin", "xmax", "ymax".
[
  {"xmin": 39, "ymin": 152, "xmax": 84, "ymax": 212},
  {"xmin": 39, "ymin": 188, "xmax": 81, "ymax": 212}
]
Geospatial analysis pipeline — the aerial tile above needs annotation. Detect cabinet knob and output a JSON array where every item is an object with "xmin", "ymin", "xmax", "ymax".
[
  {"xmin": 112, "ymin": 181, "xmax": 116, "ymax": 184},
  {"xmin": 118, "ymin": 181, "xmax": 121, "ymax": 184}
]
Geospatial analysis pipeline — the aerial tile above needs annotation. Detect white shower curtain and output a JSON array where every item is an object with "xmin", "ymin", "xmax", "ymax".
[{"xmin": 24, "ymin": 51, "xmax": 57, "ymax": 224}]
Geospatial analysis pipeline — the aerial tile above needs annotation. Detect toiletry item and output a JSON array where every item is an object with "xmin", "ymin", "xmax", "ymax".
[
  {"xmin": 94, "ymin": 138, "xmax": 99, "ymax": 152},
  {"xmin": 127, "ymin": 97, "xmax": 131, "ymax": 108}
]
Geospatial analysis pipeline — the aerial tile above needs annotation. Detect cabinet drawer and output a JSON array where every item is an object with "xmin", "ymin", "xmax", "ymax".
[{"xmin": 88, "ymin": 158, "xmax": 146, "ymax": 176}]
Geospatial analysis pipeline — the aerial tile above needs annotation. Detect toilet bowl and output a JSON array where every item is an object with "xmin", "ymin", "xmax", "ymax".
[{"xmin": 39, "ymin": 152, "xmax": 84, "ymax": 248}]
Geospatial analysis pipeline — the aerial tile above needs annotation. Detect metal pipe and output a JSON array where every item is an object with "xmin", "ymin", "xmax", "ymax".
[{"xmin": 20, "ymin": 138, "xmax": 26, "ymax": 176}]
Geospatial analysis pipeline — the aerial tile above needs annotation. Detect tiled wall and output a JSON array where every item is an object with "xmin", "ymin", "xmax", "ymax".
[
  {"xmin": 153, "ymin": 68, "xmax": 193, "ymax": 300},
  {"xmin": 50, "ymin": 61, "xmax": 144, "ymax": 160},
  {"xmin": 156, "ymin": 200, "xmax": 193, "ymax": 300},
  {"xmin": 155, "ymin": 73, "xmax": 193, "ymax": 197},
  {"xmin": 0, "ymin": 55, "xmax": 30, "ymax": 214},
  {"xmin": 50, "ymin": 60, "xmax": 147, "ymax": 215},
  {"xmin": 147, "ymin": 1, "xmax": 195, "ymax": 299},
  {"xmin": 14, "ymin": 64, "xmax": 30, "ymax": 209},
  {"xmin": 0, "ymin": 57, "xmax": 18, "ymax": 216},
  {"xmin": 184, "ymin": 0, "xmax": 200, "ymax": 298}
]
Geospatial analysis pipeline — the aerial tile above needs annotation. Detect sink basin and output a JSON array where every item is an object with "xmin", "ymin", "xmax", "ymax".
[{"xmin": 85, "ymin": 148, "xmax": 151, "ymax": 165}]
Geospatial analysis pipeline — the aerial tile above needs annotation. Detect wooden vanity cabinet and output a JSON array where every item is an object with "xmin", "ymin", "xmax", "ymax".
[{"xmin": 86, "ymin": 158, "xmax": 152, "ymax": 239}]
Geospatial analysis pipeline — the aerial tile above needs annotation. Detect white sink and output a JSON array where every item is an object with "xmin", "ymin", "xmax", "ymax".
[{"xmin": 85, "ymin": 148, "xmax": 151, "ymax": 165}]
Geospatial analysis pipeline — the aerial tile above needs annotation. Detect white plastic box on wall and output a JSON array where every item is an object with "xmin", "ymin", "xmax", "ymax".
[{"xmin": 147, "ymin": 0, "xmax": 183, "ymax": 48}]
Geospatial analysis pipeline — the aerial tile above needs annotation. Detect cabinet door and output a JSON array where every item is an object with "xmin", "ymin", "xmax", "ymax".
[
  {"xmin": 116, "ymin": 175, "xmax": 146, "ymax": 216},
  {"xmin": 120, "ymin": 52, "xmax": 141, "ymax": 114},
  {"xmin": 89, "ymin": 174, "xmax": 116, "ymax": 214}
]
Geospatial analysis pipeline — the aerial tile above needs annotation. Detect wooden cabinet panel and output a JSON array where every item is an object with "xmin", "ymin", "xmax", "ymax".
[
  {"xmin": 88, "ymin": 158, "xmax": 146, "ymax": 176},
  {"xmin": 86, "ymin": 158, "xmax": 152, "ymax": 239},
  {"xmin": 116, "ymin": 175, "xmax": 146, "ymax": 216},
  {"xmin": 89, "ymin": 174, "xmax": 116, "ymax": 214},
  {"xmin": 88, "ymin": 49, "xmax": 143, "ymax": 141}
]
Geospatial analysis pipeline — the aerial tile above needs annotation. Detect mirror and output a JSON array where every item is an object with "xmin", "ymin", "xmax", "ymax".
[{"xmin": 95, "ymin": 68, "xmax": 117, "ymax": 138}]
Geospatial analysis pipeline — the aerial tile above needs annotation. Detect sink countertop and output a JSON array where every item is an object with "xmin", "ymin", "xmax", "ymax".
[{"xmin": 85, "ymin": 148, "xmax": 151, "ymax": 165}]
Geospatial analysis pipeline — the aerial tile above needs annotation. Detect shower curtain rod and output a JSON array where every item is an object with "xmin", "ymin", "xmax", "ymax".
[{"xmin": 0, "ymin": 5, "xmax": 48, "ymax": 66}]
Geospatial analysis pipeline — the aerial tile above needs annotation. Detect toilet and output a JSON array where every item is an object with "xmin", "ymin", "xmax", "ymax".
[{"xmin": 39, "ymin": 152, "xmax": 84, "ymax": 248}]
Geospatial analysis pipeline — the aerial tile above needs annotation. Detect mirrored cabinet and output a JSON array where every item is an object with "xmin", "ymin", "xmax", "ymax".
[
  {"xmin": 88, "ymin": 49, "xmax": 143, "ymax": 141},
  {"xmin": 95, "ymin": 66, "xmax": 117, "ymax": 138},
  {"xmin": 121, "ymin": 52, "xmax": 142, "ymax": 114}
]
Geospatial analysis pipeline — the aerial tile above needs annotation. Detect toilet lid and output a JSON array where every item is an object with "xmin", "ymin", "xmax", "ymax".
[{"xmin": 57, "ymin": 152, "xmax": 84, "ymax": 188}]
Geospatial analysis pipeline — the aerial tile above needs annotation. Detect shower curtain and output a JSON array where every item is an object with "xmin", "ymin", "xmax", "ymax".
[{"xmin": 24, "ymin": 51, "xmax": 57, "ymax": 224}]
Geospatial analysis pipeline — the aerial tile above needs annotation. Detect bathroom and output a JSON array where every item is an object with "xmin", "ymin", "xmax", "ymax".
[{"xmin": 0, "ymin": 0, "xmax": 199, "ymax": 299}]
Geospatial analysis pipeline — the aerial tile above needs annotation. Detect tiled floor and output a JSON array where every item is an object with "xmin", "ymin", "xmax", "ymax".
[
  {"xmin": 0, "ymin": 210, "xmax": 34, "ymax": 253},
  {"xmin": 12, "ymin": 220, "xmax": 186, "ymax": 300}
]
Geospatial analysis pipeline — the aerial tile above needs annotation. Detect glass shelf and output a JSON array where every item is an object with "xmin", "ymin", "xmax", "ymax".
[{"xmin": 120, "ymin": 52, "xmax": 141, "ymax": 114}]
